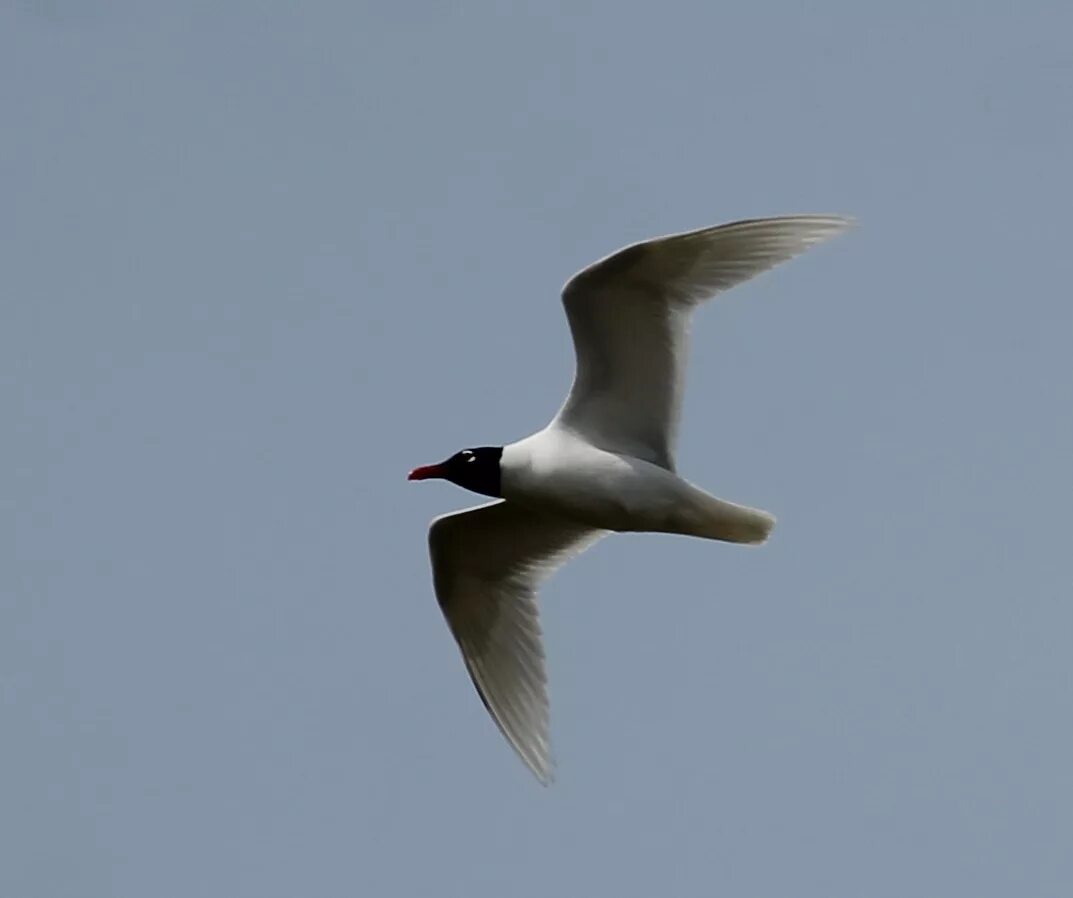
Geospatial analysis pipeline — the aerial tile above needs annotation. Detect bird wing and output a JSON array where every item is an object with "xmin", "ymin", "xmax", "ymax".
[
  {"xmin": 555, "ymin": 215, "xmax": 853, "ymax": 469},
  {"xmin": 428, "ymin": 500, "xmax": 605, "ymax": 783}
]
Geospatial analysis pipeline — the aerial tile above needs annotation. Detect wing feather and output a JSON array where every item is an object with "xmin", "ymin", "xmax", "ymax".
[
  {"xmin": 556, "ymin": 215, "xmax": 853, "ymax": 468},
  {"xmin": 429, "ymin": 500, "xmax": 604, "ymax": 783}
]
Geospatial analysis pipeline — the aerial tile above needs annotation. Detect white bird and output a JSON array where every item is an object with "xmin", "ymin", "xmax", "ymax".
[{"xmin": 409, "ymin": 215, "xmax": 853, "ymax": 783}]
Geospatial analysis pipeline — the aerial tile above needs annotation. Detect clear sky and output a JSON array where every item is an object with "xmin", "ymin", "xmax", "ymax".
[{"xmin": 4, "ymin": 2, "xmax": 1072, "ymax": 896}]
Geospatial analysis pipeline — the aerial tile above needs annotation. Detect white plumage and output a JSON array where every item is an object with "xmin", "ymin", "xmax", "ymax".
[{"xmin": 414, "ymin": 215, "xmax": 853, "ymax": 782}]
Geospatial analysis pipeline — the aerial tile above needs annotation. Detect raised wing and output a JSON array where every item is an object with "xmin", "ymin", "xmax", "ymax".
[
  {"xmin": 428, "ymin": 500, "xmax": 604, "ymax": 783},
  {"xmin": 555, "ymin": 215, "xmax": 853, "ymax": 469}
]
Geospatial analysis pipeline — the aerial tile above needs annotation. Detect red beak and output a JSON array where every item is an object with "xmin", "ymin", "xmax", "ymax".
[{"xmin": 408, "ymin": 463, "xmax": 445, "ymax": 481}]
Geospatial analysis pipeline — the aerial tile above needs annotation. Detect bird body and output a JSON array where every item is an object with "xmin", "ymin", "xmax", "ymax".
[
  {"xmin": 501, "ymin": 426, "xmax": 773, "ymax": 542},
  {"xmin": 409, "ymin": 214, "xmax": 853, "ymax": 782}
]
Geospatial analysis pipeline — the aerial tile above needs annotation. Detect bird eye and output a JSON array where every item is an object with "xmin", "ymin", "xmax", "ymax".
[{"xmin": 460, "ymin": 449, "xmax": 476, "ymax": 462}]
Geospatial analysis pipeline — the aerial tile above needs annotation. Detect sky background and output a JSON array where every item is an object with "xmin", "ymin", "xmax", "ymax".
[{"xmin": 4, "ymin": 2, "xmax": 1072, "ymax": 896}]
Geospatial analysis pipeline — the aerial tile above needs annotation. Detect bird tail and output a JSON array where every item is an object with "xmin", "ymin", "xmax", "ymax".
[{"xmin": 688, "ymin": 492, "xmax": 776, "ymax": 545}]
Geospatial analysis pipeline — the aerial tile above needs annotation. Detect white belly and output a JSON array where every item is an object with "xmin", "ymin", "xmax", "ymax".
[
  {"xmin": 502, "ymin": 430, "xmax": 702, "ymax": 534},
  {"xmin": 500, "ymin": 427, "xmax": 775, "ymax": 544}
]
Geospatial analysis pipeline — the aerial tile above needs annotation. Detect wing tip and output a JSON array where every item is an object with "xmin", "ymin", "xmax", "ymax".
[
  {"xmin": 740, "ymin": 212, "xmax": 856, "ymax": 236},
  {"xmin": 523, "ymin": 751, "xmax": 556, "ymax": 786},
  {"xmin": 803, "ymin": 213, "xmax": 857, "ymax": 233}
]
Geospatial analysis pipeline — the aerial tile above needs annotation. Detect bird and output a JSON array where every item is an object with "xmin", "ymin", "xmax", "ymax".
[{"xmin": 409, "ymin": 215, "xmax": 853, "ymax": 783}]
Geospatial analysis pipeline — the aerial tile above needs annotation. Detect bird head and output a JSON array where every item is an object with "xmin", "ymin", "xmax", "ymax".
[{"xmin": 408, "ymin": 446, "xmax": 503, "ymax": 498}]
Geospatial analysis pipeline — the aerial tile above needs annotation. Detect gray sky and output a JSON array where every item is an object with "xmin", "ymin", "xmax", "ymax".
[{"xmin": 4, "ymin": 2, "xmax": 1072, "ymax": 896}]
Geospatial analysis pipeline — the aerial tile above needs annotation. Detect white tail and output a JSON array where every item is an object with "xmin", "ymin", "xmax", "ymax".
[{"xmin": 674, "ymin": 489, "xmax": 776, "ymax": 545}]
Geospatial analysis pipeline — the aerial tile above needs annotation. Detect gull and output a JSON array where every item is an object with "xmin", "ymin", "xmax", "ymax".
[{"xmin": 409, "ymin": 215, "xmax": 852, "ymax": 782}]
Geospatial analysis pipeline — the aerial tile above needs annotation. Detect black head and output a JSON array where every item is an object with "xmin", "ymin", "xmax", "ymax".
[{"xmin": 408, "ymin": 446, "xmax": 503, "ymax": 498}]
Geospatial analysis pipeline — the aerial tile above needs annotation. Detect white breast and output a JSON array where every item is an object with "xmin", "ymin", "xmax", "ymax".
[{"xmin": 500, "ymin": 426, "xmax": 701, "ymax": 534}]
